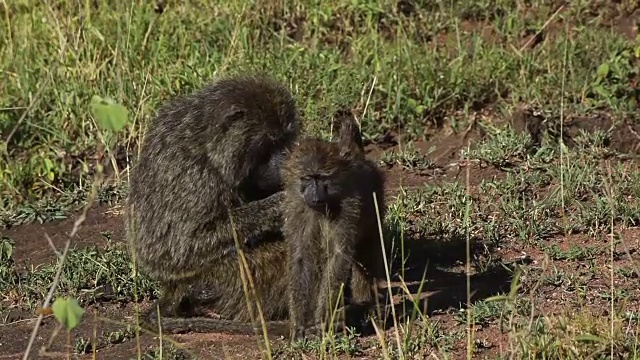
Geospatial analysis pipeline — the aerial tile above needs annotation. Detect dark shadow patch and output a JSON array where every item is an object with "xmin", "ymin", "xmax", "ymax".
[
  {"xmin": 511, "ymin": 106, "xmax": 640, "ymax": 155},
  {"xmin": 348, "ymin": 220, "xmax": 522, "ymax": 334}
]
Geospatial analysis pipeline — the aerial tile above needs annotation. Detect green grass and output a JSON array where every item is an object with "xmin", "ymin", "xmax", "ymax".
[
  {"xmin": 1, "ymin": 0, "xmax": 640, "ymax": 359},
  {"xmin": 0, "ymin": 236, "xmax": 157, "ymax": 309},
  {"xmin": 2, "ymin": 0, "xmax": 639, "ymax": 219}
]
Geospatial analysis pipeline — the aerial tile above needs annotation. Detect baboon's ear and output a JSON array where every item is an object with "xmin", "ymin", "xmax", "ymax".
[
  {"xmin": 332, "ymin": 107, "xmax": 364, "ymax": 159},
  {"xmin": 215, "ymin": 105, "xmax": 246, "ymax": 135},
  {"xmin": 222, "ymin": 105, "xmax": 246, "ymax": 124}
]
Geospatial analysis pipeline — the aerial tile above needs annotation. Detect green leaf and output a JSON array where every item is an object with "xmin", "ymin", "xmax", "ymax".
[
  {"xmin": 596, "ymin": 63, "xmax": 610, "ymax": 79},
  {"xmin": 43, "ymin": 158, "xmax": 53, "ymax": 171},
  {"xmin": 43, "ymin": 158, "xmax": 55, "ymax": 181},
  {"xmin": 52, "ymin": 297, "xmax": 85, "ymax": 331},
  {"xmin": 0, "ymin": 237, "xmax": 13, "ymax": 261},
  {"xmin": 89, "ymin": 95, "xmax": 129, "ymax": 133},
  {"xmin": 575, "ymin": 334, "xmax": 603, "ymax": 343},
  {"xmin": 592, "ymin": 84, "xmax": 610, "ymax": 98}
]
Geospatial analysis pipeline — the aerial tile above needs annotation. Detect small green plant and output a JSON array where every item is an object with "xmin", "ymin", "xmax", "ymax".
[
  {"xmin": 454, "ymin": 299, "xmax": 505, "ymax": 327},
  {"xmin": 0, "ymin": 236, "xmax": 19, "ymax": 301},
  {"xmin": 381, "ymin": 143, "xmax": 436, "ymax": 171},
  {"xmin": 2, "ymin": 242, "xmax": 157, "ymax": 309},
  {"xmin": 107, "ymin": 326, "xmax": 137, "ymax": 344},
  {"xmin": 275, "ymin": 328, "xmax": 361, "ymax": 358},
  {"xmin": 0, "ymin": 237, "xmax": 18, "ymax": 295},
  {"xmin": 51, "ymin": 296, "xmax": 85, "ymax": 332},
  {"xmin": 0, "ymin": 236, "xmax": 14, "ymax": 263},
  {"xmin": 136, "ymin": 345, "xmax": 193, "ymax": 360},
  {"xmin": 589, "ymin": 41, "xmax": 640, "ymax": 111},
  {"xmin": 545, "ymin": 244, "xmax": 600, "ymax": 261},
  {"xmin": 74, "ymin": 336, "xmax": 93, "ymax": 354},
  {"xmin": 572, "ymin": 129, "xmax": 614, "ymax": 158},
  {"xmin": 463, "ymin": 126, "xmax": 535, "ymax": 168}
]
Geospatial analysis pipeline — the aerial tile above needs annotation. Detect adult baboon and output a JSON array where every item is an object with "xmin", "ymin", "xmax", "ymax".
[{"xmin": 126, "ymin": 74, "xmax": 299, "ymax": 324}]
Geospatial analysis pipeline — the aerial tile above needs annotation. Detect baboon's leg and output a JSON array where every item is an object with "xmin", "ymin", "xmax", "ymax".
[
  {"xmin": 288, "ymin": 244, "xmax": 317, "ymax": 339},
  {"xmin": 352, "ymin": 235, "xmax": 389, "ymax": 324},
  {"xmin": 350, "ymin": 264, "xmax": 375, "ymax": 305},
  {"xmin": 194, "ymin": 241, "xmax": 290, "ymax": 323},
  {"xmin": 157, "ymin": 281, "xmax": 192, "ymax": 317},
  {"xmin": 314, "ymin": 251, "xmax": 353, "ymax": 333},
  {"xmin": 140, "ymin": 281, "xmax": 194, "ymax": 332}
]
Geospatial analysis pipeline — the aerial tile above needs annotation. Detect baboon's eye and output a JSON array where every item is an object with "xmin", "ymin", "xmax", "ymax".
[{"xmin": 299, "ymin": 177, "xmax": 312, "ymax": 193}]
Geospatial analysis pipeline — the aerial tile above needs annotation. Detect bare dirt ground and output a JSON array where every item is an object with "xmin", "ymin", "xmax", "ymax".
[{"xmin": 2, "ymin": 113, "xmax": 639, "ymax": 359}]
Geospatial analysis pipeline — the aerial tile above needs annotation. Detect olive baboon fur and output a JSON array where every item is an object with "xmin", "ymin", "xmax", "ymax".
[
  {"xmin": 126, "ymin": 74, "xmax": 300, "ymax": 325},
  {"xmin": 282, "ymin": 111, "xmax": 387, "ymax": 339}
]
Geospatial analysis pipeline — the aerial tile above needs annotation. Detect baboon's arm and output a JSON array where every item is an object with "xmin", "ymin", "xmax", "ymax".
[
  {"xmin": 208, "ymin": 191, "xmax": 285, "ymax": 252},
  {"xmin": 229, "ymin": 191, "xmax": 284, "ymax": 229}
]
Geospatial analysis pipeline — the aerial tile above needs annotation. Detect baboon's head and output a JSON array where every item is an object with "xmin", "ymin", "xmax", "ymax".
[
  {"xmin": 283, "ymin": 112, "xmax": 364, "ymax": 212},
  {"xmin": 205, "ymin": 75, "xmax": 300, "ymax": 189}
]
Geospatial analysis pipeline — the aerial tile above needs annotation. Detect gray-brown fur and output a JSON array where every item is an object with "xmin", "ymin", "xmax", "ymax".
[
  {"xmin": 141, "ymin": 241, "xmax": 296, "ymax": 335},
  {"xmin": 143, "ymin": 239, "xmax": 359, "ymax": 336},
  {"xmin": 282, "ymin": 112, "xmax": 387, "ymax": 339},
  {"xmin": 126, "ymin": 74, "xmax": 300, "ymax": 325}
]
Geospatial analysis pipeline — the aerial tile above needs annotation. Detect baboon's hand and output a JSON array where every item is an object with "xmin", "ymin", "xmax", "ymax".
[
  {"xmin": 244, "ymin": 229, "xmax": 282, "ymax": 249},
  {"xmin": 244, "ymin": 234, "xmax": 261, "ymax": 248},
  {"xmin": 291, "ymin": 326, "xmax": 307, "ymax": 342},
  {"xmin": 230, "ymin": 191, "xmax": 285, "ymax": 237}
]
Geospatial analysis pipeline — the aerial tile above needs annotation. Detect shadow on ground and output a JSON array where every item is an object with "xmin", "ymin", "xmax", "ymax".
[{"xmin": 360, "ymin": 226, "xmax": 527, "ymax": 334}]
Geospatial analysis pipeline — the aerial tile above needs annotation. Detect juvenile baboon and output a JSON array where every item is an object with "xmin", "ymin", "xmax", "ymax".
[
  {"xmin": 282, "ymin": 112, "xmax": 387, "ymax": 339},
  {"xmin": 126, "ymin": 74, "xmax": 300, "ymax": 325}
]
